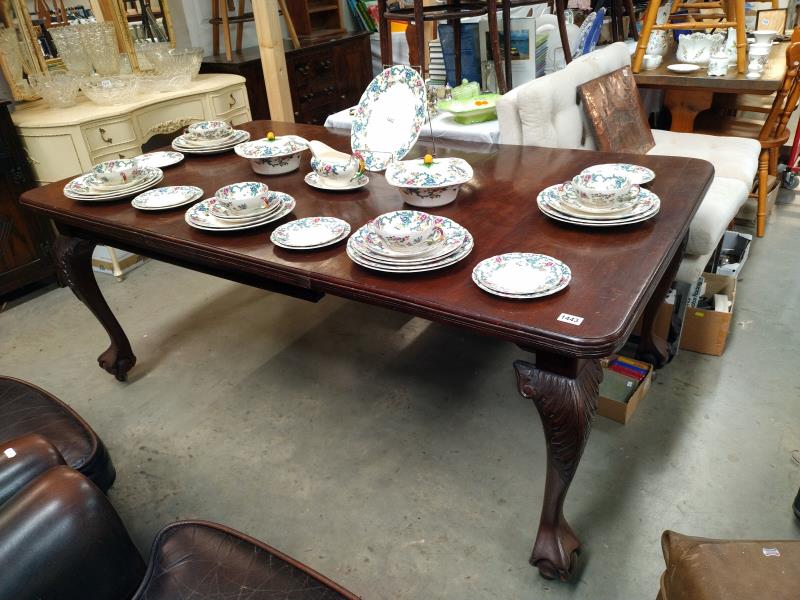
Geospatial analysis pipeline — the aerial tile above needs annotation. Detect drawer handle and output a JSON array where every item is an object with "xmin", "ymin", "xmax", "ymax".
[
  {"xmin": 228, "ymin": 93, "xmax": 236, "ymax": 108},
  {"xmin": 99, "ymin": 127, "xmax": 112, "ymax": 144},
  {"xmin": 118, "ymin": 153, "xmax": 126, "ymax": 159}
]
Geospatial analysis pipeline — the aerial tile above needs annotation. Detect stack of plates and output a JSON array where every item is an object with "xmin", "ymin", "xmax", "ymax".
[
  {"xmin": 472, "ymin": 253, "xmax": 571, "ymax": 299},
  {"xmin": 537, "ymin": 164, "xmax": 659, "ymax": 227},
  {"xmin": 347, "ymin": 215, "xmax": 473, "ymax": 273},
  {"xmin": 64, "ymin": 167, "xmax": 163, "ymax": 201},
  {"xmin": 271, "ymin": 217, "xmax": 350, "ymax": 250},
  {"xmin": 171, "ymin": 129, "xmax": 251, "ymax": 155},
  {"xmin": 184, "ymin": 191, "xmax": 295, "ymax": 232},
  {"xmin": 537, "ymin": 183, "xmax": 660, "ymax": 227}
]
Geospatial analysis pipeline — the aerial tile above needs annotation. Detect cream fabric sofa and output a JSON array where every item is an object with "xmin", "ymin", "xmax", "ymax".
[{"xmin": 496, "ymin": 42, "xmax": 760, "ymax": 283}]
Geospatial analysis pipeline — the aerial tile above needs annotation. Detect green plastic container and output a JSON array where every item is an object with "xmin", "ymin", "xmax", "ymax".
[{"xmin": 438, "ymin": 93, "xmax": 502, "ymax": 125}]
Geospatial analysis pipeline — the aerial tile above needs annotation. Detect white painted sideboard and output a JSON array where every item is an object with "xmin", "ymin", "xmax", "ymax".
[
  {"xmin": 11, "ymin": 73, "xmax": 252, "ymax": 277},
  {"xmin": 12, "ymin": 73, "xmax": 251, "ymax": 184}
]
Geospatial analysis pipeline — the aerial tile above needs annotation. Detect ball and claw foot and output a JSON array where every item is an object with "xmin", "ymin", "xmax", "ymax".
[{"xmin": 98, "ymin": 347, "xmax": 136, "ymax": 382}]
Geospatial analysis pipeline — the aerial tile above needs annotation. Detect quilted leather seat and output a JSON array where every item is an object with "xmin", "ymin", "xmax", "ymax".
[
  {"xmin": 496, "ymin": 42, "xmax": 760, "ymax": 283},
  {"xmin": 0, "ymin": 375, "xmax": 115, "ymax": 491},
  {"xmin": 0, "ymin": 443, "xmax": 360, "ymax": 600},
  {"xmin": 658, "ymin": 530, "xmax": 800, "ymax": 600}
]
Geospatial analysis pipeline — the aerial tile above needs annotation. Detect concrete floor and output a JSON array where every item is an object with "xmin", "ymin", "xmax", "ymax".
[{"xmin": 1, "ymin": 204, "xmax": 799, "ymax": 599}]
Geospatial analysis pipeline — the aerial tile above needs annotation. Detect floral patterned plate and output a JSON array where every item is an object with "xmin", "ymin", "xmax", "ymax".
[
  {"xmin": 304, "ymin": 171, "xmax": 369, "ymax": 191},
  {"xmin": 351, "ymin": 216, "xmax": 467, "ymax": 263},
  {"xmin": 384, "ymin": 157, "xmax": 473, "ymax": 188},
  {"xmin": 537, "ymin": 184, "xmax": 660, "ymax": 226},
  {"xmin": 596, "ymin": 163, "xmax": 655, "ymax": 185},
  {"xmin": 270, "ymin": 217, "xmax": 351, "ymax": 249},
  {"xmin": 131, "ymin": 185, "xmax": 204, "ymax": 211},
  {"xmin": 350, "ymin": 65, "xmax": 426, "ymax": 172},
  {"xmin": 135, "ymin": 151, "xmax": 184, "ymax": 169},
  {"xmin": 185, "ymin": 193, "xmax": 295, "ymax": 231},
  {"xmin": 347, "ymin": 231, "xmax": 473, "ymax": 273},
  {"xmin": 172, "ymin": 131, "xmax": 250, "ymax": 154},
  {"xmin": 64, "ymin": 168, "xmax": 163, "ymax": 201},
  {"xmin": 472, "ymin": 253, "xmax": 571, "ymax": 297}
]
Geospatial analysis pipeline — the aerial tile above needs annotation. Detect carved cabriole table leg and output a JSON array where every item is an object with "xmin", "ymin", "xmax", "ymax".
[
  {"xmin": 54, "ymin": 235, "xmax": 136, "ymax": 381},
  {"xmin": 514, "ymin": 354, "xmax": 603, "ymax": 581}
]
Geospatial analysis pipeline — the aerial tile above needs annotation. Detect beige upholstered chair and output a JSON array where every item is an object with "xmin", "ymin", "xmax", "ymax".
[{"xmin": 496, "ymin": 42, "xmax": 761, "ymax": 284}]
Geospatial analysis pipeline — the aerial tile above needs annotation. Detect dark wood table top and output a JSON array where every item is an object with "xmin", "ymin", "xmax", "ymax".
[
  {"xmin": 635, "ymin": 41, "xmax": 788, "ymax": 94},
  {"xmin": 20, "ymin": 121, "xmax": 713, "ymax": 358}
]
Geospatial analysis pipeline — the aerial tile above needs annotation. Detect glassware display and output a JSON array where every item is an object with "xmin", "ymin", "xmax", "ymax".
[
  {"xmin": 0, "ymin": 27, "xmax": 24, "ymax": 84},
  {"xmin": 80, "ymin": 22, "xmax": 120, "ymax": 76},
  {"xmin": 50, "ymin": 26, "xmax": 92, "ymax": 75},
  {"xmin": 81, "ymin": 75, "xmax": 139, "ymax": 105},
  {"xmin": 28, "ymin": 71, "xmax": 81, "ymax": 108}
]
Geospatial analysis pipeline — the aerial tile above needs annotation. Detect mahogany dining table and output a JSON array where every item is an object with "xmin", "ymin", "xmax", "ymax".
[
  {"xmin": 635, "ymin": 41, "xmax": 788, "ymax": 132},
  {"xmin": 19, "ymin": 120, "xmax": 714, "ymax": 582}
]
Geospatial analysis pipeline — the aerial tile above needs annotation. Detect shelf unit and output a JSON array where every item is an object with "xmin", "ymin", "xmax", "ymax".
[{"xmin": 285, "ymin": 0, "xmax": 344, "ymax": 35}]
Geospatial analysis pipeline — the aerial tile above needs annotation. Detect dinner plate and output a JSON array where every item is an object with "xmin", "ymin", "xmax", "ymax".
[
  {"xmin": 304, "ymin": 171, "xmax": 369, "ymax": 191},
  {"xmin": 65, "ymin": 168, "xmax": 164, "ymax": 201},
  {"xmin": 185, "ymin": 193, "xmax": 295, "ymax": 231},
  {"xmin": 271, "ymin": 217, "xmax": 351, "ymax": 249},
  {"xmin": 135, "ymin": 151, "xmax": 184, "ymax": 169},
  {"xmin": 131, "ymin": 186, "xmax": 203, "ymax": 211},
  {"xmin": 172, "ymin": 131, "xmax": 250, "ymax": 154},
  {"xmin": 350, "ymin": 65, "xmax": 426, "ymax": 172},
  {"xmin": 667, "ymin": 63, "xmax": 701, "ymax": 73},
  {"xmin": 542, "ymin": 184, "xmax": 659, "ymax": 220},
  {"xmin": 537, "ymin": 185, "xmax": 660, "ymax": 227},
  {"xmin": 472, "ymin": 253, "xmax": 571, "ymax": 297},
  {"xmin": 354, "ymin": 216, "xmax": 467, "ymax": 261},
  {"xmin": 347, "ymin": 232, "xmax": 473, "ymax": 273}
]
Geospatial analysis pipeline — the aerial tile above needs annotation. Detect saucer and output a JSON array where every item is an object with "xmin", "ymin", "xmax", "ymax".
[
  {"xmin": 472, "ymin": 253, "xmax": 571, "ymax": 297},
  {"xmin": 559, "ymin": 182, "xmax": 639, "ymax": 214},
  {"xmin": 132, "ymin": 186, "xmax": 203, "ymax": 211},
  {"xmin": 667, "ymin": 63, "xmax": 700, "ymax": 73},
  {"xmin": 304, "ymin": 171, "xmax": 369, "ymax": 191},
  {"xmin": 135, "ymin": 151, "xmax": 184, "ymax": 169},
  {"xmin": 271, "ymin": 217, "xmax": 351, "ymax": 249}
]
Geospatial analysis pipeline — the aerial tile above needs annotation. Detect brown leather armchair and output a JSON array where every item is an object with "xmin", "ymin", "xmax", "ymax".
[
  {"xmin": 0, "ymin": 376, "xmax": 116, "ymax": 491},
  {"xmin": 0, "ymin": 441, "xmax": 360, "ymax": 600}
]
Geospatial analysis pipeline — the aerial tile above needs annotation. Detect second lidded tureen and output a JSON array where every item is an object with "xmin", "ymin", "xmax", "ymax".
[
  {"xmin": 234, "ymin": 133, "xmax": 309, "ymax": 175},
  {"xmin": 385, "ymin": 155, "xmax": 473, "ymax": 207}
]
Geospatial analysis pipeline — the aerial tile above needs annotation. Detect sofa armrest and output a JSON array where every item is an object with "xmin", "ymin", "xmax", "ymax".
[
  {"xmin": 0, "ymin": 434, "xmax": 65, "ymax": 505},
  {"xmin": 0, "ymin": 466, "xmax": 145, "ymax": 600}
]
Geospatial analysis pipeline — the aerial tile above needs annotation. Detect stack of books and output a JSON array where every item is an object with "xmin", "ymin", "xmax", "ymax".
[
  {"xmin": 428, "ymin": 40, "xmax": 446, "ymax": 85},
  {"xmin": 347, "ymin": 0, "xmax": 378, "ymax": 32}
]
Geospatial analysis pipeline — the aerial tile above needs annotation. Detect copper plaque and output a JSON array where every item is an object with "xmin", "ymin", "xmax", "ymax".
[{"xmin": 579, "ymin": 66, "xmax": 655, "ymax": 155}]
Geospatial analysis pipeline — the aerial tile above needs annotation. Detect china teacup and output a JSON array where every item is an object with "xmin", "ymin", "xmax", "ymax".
[
  {"xmin": 91, "ymin": 159, "xmax": 143, "ymax": 186},
  {"xmin": 186, "ymin": 120, "xmax": 233, "ymax": 141},
  {"xmin": 373, "ymin": 210, "xmax": 436, "ymax": 253},
  {"xmin": 572, "ymin": 165, "xmax": 638, "ymax": 210},
  {"xmin": 214, "ymin": 181, "xmax": 270, "ymax": 217},
  {"xmin": 642, "ymin": 54, "xmax": 663, "ymax": 70},
  {"xmin": 308, "ymin": 140, "xmax": 363, "ymax": 188}
]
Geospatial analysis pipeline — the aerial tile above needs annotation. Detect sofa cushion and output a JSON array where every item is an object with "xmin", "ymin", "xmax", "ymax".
[
  {"xmin": 497, "ymin": 41, "xmax": 631, "ymax": 147},
  {"xmin": 686, "ymin": 176, "xmax": 748, "ymax": 256},
  {"xmin": 649, "ymin": 129, "xmax": 759, "ymax": 188}
]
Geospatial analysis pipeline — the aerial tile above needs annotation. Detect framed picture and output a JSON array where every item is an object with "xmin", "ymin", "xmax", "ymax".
[
  {"xmin": 579, "ymin": 66, "xmax": 655, "ymax": 155},
  {"xmin": 755, "ymin": 8, "xmax": 787, "ymax": 34}
]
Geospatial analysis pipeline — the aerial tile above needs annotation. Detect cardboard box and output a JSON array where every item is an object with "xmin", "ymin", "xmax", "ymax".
[
  {"xmin": 716, "ymin": 230, "xmax": 752, "ymax": 277},
  {"xmin": 679, "ymin": 273, "xmax": 736, "ymax": 356},
  {"xmin": 597, "ymin": 358, "xmax": 653, "ymax": 425}
]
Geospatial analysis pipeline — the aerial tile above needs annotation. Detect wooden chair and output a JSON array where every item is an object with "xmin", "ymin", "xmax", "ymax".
[
  {"xmin": 633, "ymin": 0, "xmax": 747, "ymax": 74},
  {"xmin": 695, "ymin": 42, "xmax": 800, "ymax": 237},
  {"xmin": 377, "ymin": 0, "xmax": 572, "ymax": 93}
]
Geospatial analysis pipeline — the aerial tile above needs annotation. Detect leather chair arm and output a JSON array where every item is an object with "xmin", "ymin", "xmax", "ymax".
[
  {"xmin": 0, "ymin": 434, "xmax": 65, "ymax": 505},
  {"xmin": 0, "ymin": 466, "xmax": 145, "ymax": 600}
]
